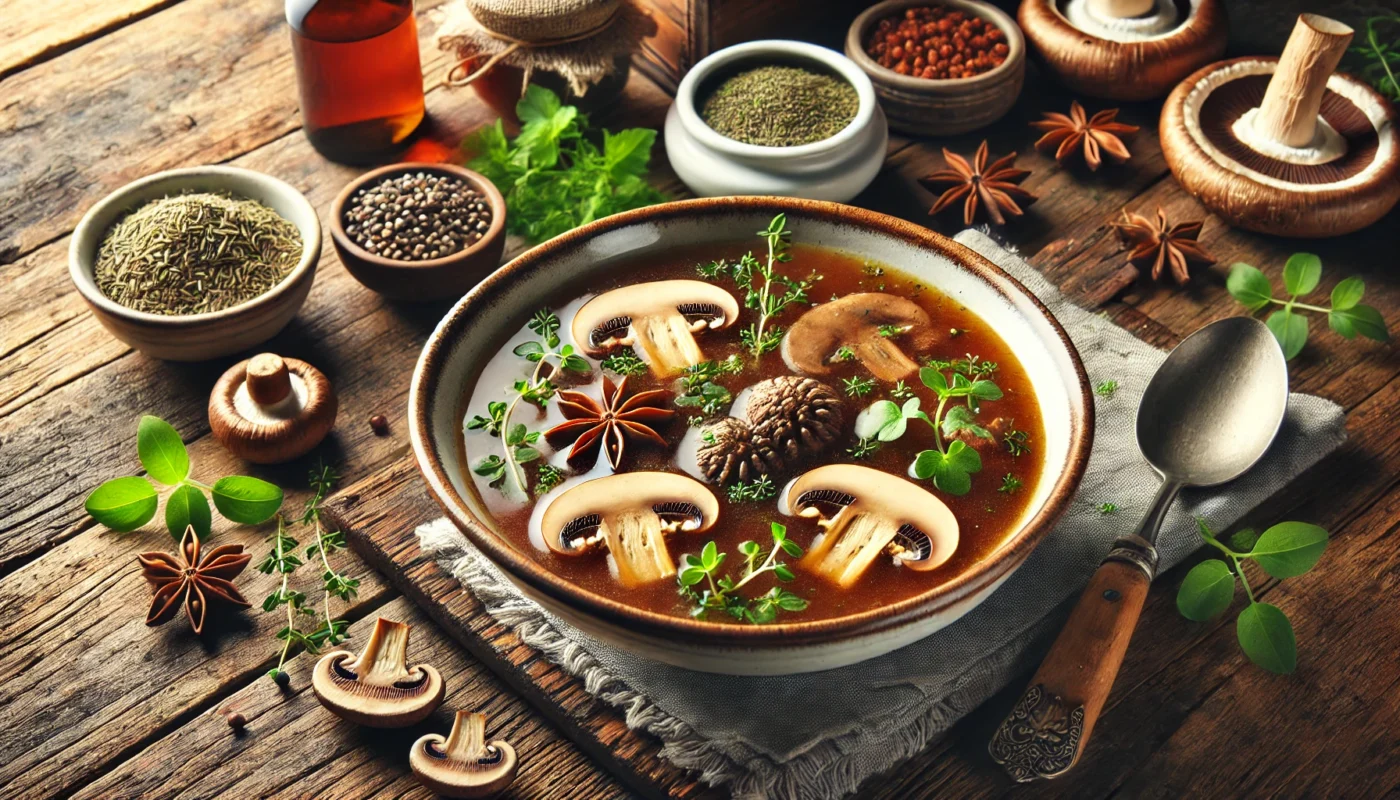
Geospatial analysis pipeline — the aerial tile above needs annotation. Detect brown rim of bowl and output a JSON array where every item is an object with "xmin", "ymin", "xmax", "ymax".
[
  {"xmin": 845, "ymin": 0, "xmax": 1025, "ymax": 92},
  {"xmin": 410, "ymin": 196, "xmax": 1094, "ymax": 648},
  {"xmin": 329, "ymin": 163, "xmax": 506, "ymax": 270}
]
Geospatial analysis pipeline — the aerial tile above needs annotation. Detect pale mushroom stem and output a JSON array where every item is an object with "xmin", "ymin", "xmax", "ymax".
[
  {"xmin": 353, "ymin": 618, "xmax": 415, "ymax": 686},
  {"xmin": 631, "ymin": 312, "xmax": 705, "ymax": 377},
  {"xmin": 443, "ymin": 711, "xmax": 491, "ymax": 761},
  {"xmin": 851, "ymin": 335, "xmax": 921, "ymax": 383},
  {"xmin": 601, "ymin": 509, "xmax": 675, "ymax": 587},
  {"xmin": 1089, "ymin": 0, "xmax": 1154, "ymax": 19},
  {"xmin": 1254, "ymin": 14, "xmax": 1354, "ymax": 148},
  {"xmin": 800, "ymin": 508, "xmax": 899, "ymax": 588}
]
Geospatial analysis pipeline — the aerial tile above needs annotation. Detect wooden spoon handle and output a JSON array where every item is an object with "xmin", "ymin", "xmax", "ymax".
[{"xmin": 989, "ymin": 536, "xmax": 1157, "ymax": 782}]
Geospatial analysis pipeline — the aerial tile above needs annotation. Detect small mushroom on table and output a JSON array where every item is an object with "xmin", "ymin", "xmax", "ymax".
[
  {"xmin": 696, "ymin": 376, "xmax": 845, "ymax": 484},
  {"xmin": 411, "ymin": 710, "xmax": 518, "ymax": 799},
  {"xmin": 785, "ymin": 464, "xmax": 959, "ymax": 588},
  {"xmin": 1019, "ymin": 0, "xmax": 1227, "ymax": 101},
  {"xmin": 572, "ymin": 280, "xmax": 740, "ymax": 377},
  {"xmin": 1161, "ymin": 14, "xmax": 1400, "ymax": 237},
  {"xmin": 782, "ymin": 293, "xmax": 938, "ymax": 382},
  {"xmin": 539, "ymin": 472, "xmax": 719, "ymax": 588},
  {"xmin": 312, "ymin": 617, "xmax": 445, "ymax": 728},
  {"xmin": 209, "ymin": 353, "xmax": 337, "ymax": 464}
]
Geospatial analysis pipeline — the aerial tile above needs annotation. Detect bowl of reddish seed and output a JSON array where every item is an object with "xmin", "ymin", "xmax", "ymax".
[
  {"xmin": 331, "ymin": 163, "xmax": 506, "ymax": 302},
  {"xmin": 846, "ymin": 0, "xmax": 1025, "ymax": 136}
]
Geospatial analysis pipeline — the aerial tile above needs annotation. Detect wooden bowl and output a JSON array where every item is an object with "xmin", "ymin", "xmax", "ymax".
[
  {"xmin": 68, "ymin": 166, "xmax": 321, "ymax": 362},
  {"xmin": 330, "ymin": 163, "xmax": 507, "ymax": 302},
  {"xmin": 845, "ymin": 0, "xmax": 1026, "ymax": 136}
]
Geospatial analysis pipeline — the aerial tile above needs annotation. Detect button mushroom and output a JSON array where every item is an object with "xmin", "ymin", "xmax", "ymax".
[
  {"xmin": 411, "ymin": 710, "xmax": 518, "ymax": 799},
  {"xmin": 571, "ymin": 280, "xmax": 740, "ymax": 377},
  {"xmin": 782, "ymin": 293, "xmax": 938, "ymax": 382},
  {"xmin": 312, "ymin": 617, "xmax": 445, "ymax": 728},
  {"xmin": 539, "ymin": 472, "xmax": 719, "ymax": 588},
  {"xmin": 209, "ymin": 353, "xmax": 338, "ymax": 464},
  {"xmin": 785, "ymin": 464, "xmax": 959, "ymax": 588},
  {"xmin": 1161, "ymin": 14, "xmax": 1400, "ymax": 237}
]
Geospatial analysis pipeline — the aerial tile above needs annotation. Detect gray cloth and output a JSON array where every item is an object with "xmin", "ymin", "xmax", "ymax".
[{"xmin": 418, "ymin": 230, "xmax": 1346, "ymax": 800}]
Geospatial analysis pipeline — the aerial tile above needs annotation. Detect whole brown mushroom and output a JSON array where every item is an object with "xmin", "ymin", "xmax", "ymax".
[{"xmin": 209, "ymin": 353, "xmax": 337, "ymax": 464}]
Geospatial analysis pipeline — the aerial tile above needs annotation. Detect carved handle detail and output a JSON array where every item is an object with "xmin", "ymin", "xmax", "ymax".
[{"xmin": 988, "ymin": 684, "xmax": 1086, "ymax": 782}]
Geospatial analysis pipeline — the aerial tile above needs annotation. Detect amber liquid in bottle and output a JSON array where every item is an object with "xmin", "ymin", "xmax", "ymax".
[{"xmin": 288, "ymin": 0, "xmax": 425, "ymax": 164}]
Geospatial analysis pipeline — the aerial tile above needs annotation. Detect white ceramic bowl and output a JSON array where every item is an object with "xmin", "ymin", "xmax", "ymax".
[
  {"xmin": 664, "ymin": 40, "xmax": 890, "ymax": 202},
  {"xmin": 69, "ymin": 166, "xmax": 321, "ymax": 361},
  {"xmin": 411, "ymin": 197, "xmax": 1093, "ymax": 675}
]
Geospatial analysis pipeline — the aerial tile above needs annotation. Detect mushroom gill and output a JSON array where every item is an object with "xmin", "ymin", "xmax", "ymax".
[
  {"xmin": 311, "ymin": 617, "xmax": 446, "ymax": 728},
  {"xmin": 571, "ymin": 280, "xmax": 740, "ymax": 377},
  {"xmin": 411, "ymin": 710, "xmax": 519, "ymax": 798}
]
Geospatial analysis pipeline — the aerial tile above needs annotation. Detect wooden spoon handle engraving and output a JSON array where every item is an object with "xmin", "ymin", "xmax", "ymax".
[{"xmin": 989, "ymin": 536, "xmax": 1156, "ymax": 782}]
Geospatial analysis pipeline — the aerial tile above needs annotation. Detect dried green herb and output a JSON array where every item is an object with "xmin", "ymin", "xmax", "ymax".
[{"xmin": 701, "ymin": 66, "xmax": 859, "ymax": 147}]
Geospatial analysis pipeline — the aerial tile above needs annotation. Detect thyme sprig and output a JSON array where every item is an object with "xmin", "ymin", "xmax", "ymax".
[
  {"xmin": 674, "ymin": 356, "xmax": 743, "ymax": 417},
  {"xmin": 727, "ymin": 475, "xmax": 777, "ymax": 503},
  {"xmin": 679, "ymin": 523, "xmax": 808, "ymax": 624},
  {"xmin": 1349, "ymin": 15, "xmax": 1400, "ymax": 101},
  {"xmin": 697, "ymin": 214, "xmax": 815, "ymax": 358}
]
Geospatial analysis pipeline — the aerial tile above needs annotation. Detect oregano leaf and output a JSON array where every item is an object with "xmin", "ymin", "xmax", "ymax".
[
  {"xmin": 165, "ymin": 484, "xmax": 212, "ymax": 540},
  {"xmin": 85, "ymin": 477, "xmax": 158, "ymax": 532},
  {"xmin": 1237, "ymin": 603, "xmax": 1297, "ymax": 674},
  {"xmin": 1176, "ymin": 559, "xmax": 1235, "ymax": 621},
  {"xmin": 1282, "ymin": 252, "xmax": 1322, "ymax": 296},
  {"xmin": 1227, "ymin": 264, "xmax": 1273, "ymax": 311},
  {"xmin": 137, "ymin": 415, "xmax": 190, "ymax": 485},
  {"xmin": 212, "ymin": 476, "xmax": 284, "ymax": 524},
  {"xmin": 1265, "ymin": 307, "xmax": 1309, "ymax": 360},
  {"xmin": 1249, "ymin": 521, "xmax": 1328, "ymax": 578}
]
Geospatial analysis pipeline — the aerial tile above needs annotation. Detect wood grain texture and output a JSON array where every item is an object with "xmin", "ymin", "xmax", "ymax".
[{"xmin": 0, "ymin": 0, "xmax": 182, "ymax": 79}]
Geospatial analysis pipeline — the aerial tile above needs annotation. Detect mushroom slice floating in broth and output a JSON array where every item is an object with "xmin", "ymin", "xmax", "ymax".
[
  {"xmin": 572, "ymin": 280, "xmax": 740, "ymax": 377},
  {"xmin": 312, "ymin": 617, "xmax": 446, "ymax": 728},
  {"xmin": 540, "ymin": 472, "xmax": 720, "ymax": 588},
  {"xmin": 786, "ymin": 464, "xmax": 959, "ymax": 587},
  {"xmin": 782, "ymin": 293, "xmax": 939, "ymax": 382}
]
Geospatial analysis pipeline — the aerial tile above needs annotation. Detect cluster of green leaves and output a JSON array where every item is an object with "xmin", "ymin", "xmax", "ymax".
[
  {"xmin": 1003, "ymin": 428, "xmax": 1031, "ymax": 457},
  {"xmin": 85, "ymin": 415, "xmax": 283, "ymax": 539},
  {"xmin": 696, "ymin": 215, "xmax": 815, "ymax": 358},
  {"xmin": 926, "ymin": 353, "xmax": 998, "ymax": 379},
  {"xmin": 599, "ymin": 349, "xmax": 647, "ymax": 377},
  {"xmin": 467, "ymin": 86, "xmax": 666, "ymax": 244},
  {"xmin": 1348, "ymin": 15, "xmax": 1400, "ymax": 101},
  {"xmin": 259, "ymin": 465, "xmax": 360, "ymax": 684},
  {"xmin": 841, "ymin": 375, "xmax": 877, "ymax": 397},
  {"xmin": 674, "ymin": 356, "xmax": 743, "ymax": 416},
  {"xmin": 854, "ymin": 360, "xmax": 1003, "ymax": 496},
  {"xmin": 1094, "ymin": 380, "xmax": 1119, "ymax": 398},
  {"xmin": 1177, "ymin": 518, "xmax": 1329, "ymax": 674},
  {"xmin": 847, "ymin": 438, "xmax": 880, "ymax": 460},
  {"xmin": 1228, "ymin": 254, "xmax": 1389, "ymax": 360},
  {"xmin": 1097, "ymin": 502, "xmax": 1119, "ymax": 515},
  {"xmin": 999, "ymin": 474, "xmax": 1022, "ymax": 494},
  {"xmin": 535, "ymin": 464, "xmax": 565, "ymax": 495},
  {"xmin": 678, "ymin": 523, "xmax": 808, "ymax": 624},
  {"xmin": 727, "ymin": 475, "xmax": 776, "ymax": 503},
  {"xmin": 467, "ymin": 310, "xmax": 589, "ymax": 495}
]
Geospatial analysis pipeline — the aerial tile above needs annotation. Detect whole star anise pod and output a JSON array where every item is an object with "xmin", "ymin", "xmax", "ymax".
[
  {"xmin": 545, "ymin": 376, "xmax": 674, "ymax": 469},
  {"xmin": 1030, "ymin": 101, "xmax": 1139, "ymax": 171},
  {"xmin": 922, "ymin": 141, "xmax": 1037, "ymax": 226},
  {"xmin": 1111, "ymin": 207, "xmax": 1215, "ymax": 284},
  {"xmin": 138, "ymin": 526, "xmax": 252, "ymax": 634}
]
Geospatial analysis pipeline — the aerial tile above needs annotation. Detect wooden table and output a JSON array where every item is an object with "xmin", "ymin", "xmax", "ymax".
[{"xmin": 4, "ymin": 1, "xmax": 1398, "ymax": 798}]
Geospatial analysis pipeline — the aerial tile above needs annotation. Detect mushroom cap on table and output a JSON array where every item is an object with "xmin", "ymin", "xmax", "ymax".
[{"xmin": 209, "ymin": 353, "xmax": 338, "ymax": 464}]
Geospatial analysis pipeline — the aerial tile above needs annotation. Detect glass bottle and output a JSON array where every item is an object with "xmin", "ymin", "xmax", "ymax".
[{"xmin": 287, "ymin": 0, "xmax": 425, "ymax": 164}]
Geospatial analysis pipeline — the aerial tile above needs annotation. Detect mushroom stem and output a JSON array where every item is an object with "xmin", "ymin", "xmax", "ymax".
[
  {"xmin": 1253, "ymin": 14, "xmax": 1353, "ymax": 148},
  {"xmin": 601, "ymin": 509, "xmax": 675, "ymax": 587},
  {"xmin": 353, "ymin": 618, "xmax": 416, "ymax": 686},
  {"xmin": 246, "ymin": 353, "xmax": 293, "ymax": 405},
  {"xmin": 851, "ymin": 335, "xmax": 921, "ymax": 383},
  {"xmin": 632, "ymin": 311, "xmax": 705, "ymax": 377},
  {"xmin": 800, "ymin": 508, "xmax": 899, "ymax": 588},
  {"xmin": 1089, "ymin": 0, "xmax": 1154, "ymax": 19},
  {"xmin": 443, "ymin": 711, "xmax": 492, "ymax": 761}
]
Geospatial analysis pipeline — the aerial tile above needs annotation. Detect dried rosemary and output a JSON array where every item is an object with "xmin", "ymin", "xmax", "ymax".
[{"xmin": 93, "ymin": 192, "xmax": 302, "ymax": 315}]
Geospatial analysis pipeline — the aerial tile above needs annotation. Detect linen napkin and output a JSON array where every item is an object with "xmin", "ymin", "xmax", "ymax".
[{"xmin": 418, "ymin": 230, "xmax": 1346, "ymax": 800}]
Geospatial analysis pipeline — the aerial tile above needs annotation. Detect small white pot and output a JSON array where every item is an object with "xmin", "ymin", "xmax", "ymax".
[{"xmin": 665, "ymin": 40, "xmax": 889, "ymax": 202}]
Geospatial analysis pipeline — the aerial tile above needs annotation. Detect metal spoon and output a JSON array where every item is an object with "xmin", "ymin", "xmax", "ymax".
[{"xmin": 989, "ymin": 317, "xmax": 1288, "ymax": 782}]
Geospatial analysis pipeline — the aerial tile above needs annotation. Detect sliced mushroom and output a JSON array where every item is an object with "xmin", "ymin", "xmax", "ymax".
[
  {"xmin": 209, "ymin": 353, "xmax": 338, "ymax": 464},
  {"xmin": 312, "ymin": 617, "xmax": 445, "ymax": 728},
  {"xmin": 786, "ymin": 464, "xmax": 959, "ymax": 588},
  {"xmin": 539, "ymin": 472, "xmax": 719, "ymax": 588},
  {"xmin": 571, "ymin": 280, "xmax": 740, "ymax": 377},
  {"xmin": 411, "ymin": 710, "xmax": 518, "ymax": 799},
  {"xmin": 783, "ymin": 293, "xmax": 938, "ymax": 382}
]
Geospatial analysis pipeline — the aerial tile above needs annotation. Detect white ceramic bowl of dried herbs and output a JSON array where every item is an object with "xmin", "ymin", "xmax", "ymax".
[{"xmin": 68, "ymin": 165, "xmax": 321, "ymax": 361}]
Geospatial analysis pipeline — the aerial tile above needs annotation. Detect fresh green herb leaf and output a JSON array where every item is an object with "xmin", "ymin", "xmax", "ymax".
[
  {"xmin": 842, "ymin": 375, "xmax": 877, "ymax": 397},
  {"xmin": 212, "ymin": 476, "xmax": 284, "ymax": 525},
  {"xmin": 890, "ymin": 380, "xmax": 914, "ymax": 400},
  {"xmin": 697, "ymin": 215, "xmax": 814, "ymax": 359},
  {"xmin": 1229, "ymin": 257, "xmax": 1390, "ymax": 360},
  {"xmin": 1330, "ymin": 276, "xmax": 1366, "ymax": 311},
  {"xmin": 137, "ymin": 415, "xmax": 190, "ymax": 485},
  {"xmin": 1248, "ymin": 521, "xmax": 1328, "ymax": 579},
  {"xmin": 1348, "ymin": 15, "xmax": 1400, "ymax": 102},
  {"xmin": 1004, "ymin": 429, "xmax": 1031, "ymax": 457},
  {"xmin": 913, "ymin": 440, "xmax": 982, "ymax": 496},
  {"xmin": 877, "ymin": 324, "xmax": 902, "ymax": 338},
  {"xmin": 1097, "ymin": 502, "xmax": 1119, "ymax": 515},
  {"xmin": 1229, "ymin": 529, "xmax": 1259, "ymax": 552},
  {"xmin": 1282, "ymin": 252, "xmax": 1322, "ymax": 296},
  {"xmin": 535, "ymin": 464, "xmax": 565, "ymax": 495},
  {"xmin": 941, "ymin": 404, "xmax": 992, "ymax": 440},
  {"xmin": 1176, "ymin": 559, "xmax": 1235, "ymax": 621},
  {"xmin": 847, "ymin": 438, "xmax": 880, "ymax": 459},
  {"xmin": 999, "ymin": 473, "xmax": 1022, "ymax": 493},
  {"xmin": 1266, "ymin": 307, "xmax": 1309, "ymax": 360},
  {"xmin": 165, "ymin": 484, "xmax": 212, "ymax": 541},
  {"xmin": 1226, "ymin": 263, "xmax": 1273, "ymax": 311},
  {"xmin": 1328, "ymin": 304, "xmax": 1390, "ymax": 342},
  {"xmin": 600, "ymin": 349, "xmax": 648, "ymax": 376},
  {"xmin": 1094, "ymin": 379, "xmax": 1119, "ymax": 398},
  {"xmin": 85, "ymin": 476, "xmax": 159, "ymax": 533},
  {"xmin": 1237, "ymin": 602, "xmax": 1297, "ymax": 674},
  {"xmin": 835, "ymin": 346, "xmax": 856, "ymax": 362},
  {"xmin": 679, "ymin": 522, "xmax": 807, "ymax": 623},
  {"xmin": 727, "ymin": 475, "xmax": 777, "ymax": 503}
]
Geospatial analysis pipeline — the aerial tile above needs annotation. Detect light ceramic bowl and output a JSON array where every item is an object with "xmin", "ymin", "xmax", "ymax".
[
  {"xmin": 69, "ymin": 166, "xmax": 321, "ymax": 362},
  {"xmin": 664, "ymin": 40, "xmax": 889, "ymax": 202},
  {"xmin": 411, "ymin": 197, "xmax": 1093, "ymax": 675},
  {"xmin": 846, "ymin": 0, "xmax": 1026, "ymax": 136}
]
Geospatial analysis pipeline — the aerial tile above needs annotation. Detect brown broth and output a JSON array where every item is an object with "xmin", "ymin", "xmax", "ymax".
[{"xmin": 459, "ymin": 242, "xmax": 1045, "ymax": 623}]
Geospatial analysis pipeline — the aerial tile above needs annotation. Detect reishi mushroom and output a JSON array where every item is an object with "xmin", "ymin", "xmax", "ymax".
[
  {"xmin": 539, "ymin": 471, "xmax": 719, "ymax": 588},
  {"xmin": 1161, "ymin": 14, "xmax": 1400, "ymax": 237},
  {"xmin": 1019, "ymin": 0, "xmax": 1227, "ymax": 101},
  {"xmin": 209, "ymin": 353, "xmax": 338, "ymax": 464},
  {"xmin": 785, "ymin": 464, "xmax": 959, "ymax": 587},
  {"xmin": 571, "ymin": 280, "xmax": 740, "ymax": 377},
  {"xmin": 312, "ymin": 617, "xmax": 445, "ymax": 728},
  {"xmin": 410, "ymin": 710, "xmax": 518, "ymax": 799},
  {"xmin": 782, "ymin": 293, "xmax": 938, "ymax": 382}
]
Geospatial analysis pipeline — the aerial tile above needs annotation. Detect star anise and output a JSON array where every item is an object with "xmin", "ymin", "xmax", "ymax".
[
  {"xmin": 1030, "ymin": 101, "xmax": 1139, "ymax": 171},
  {"xmin": 545, "ymin": 376, "xmax": 674, "ymax": 470},
  {"xmin": 1110, "ymin": 207, "xmax": 1216, "ymax": 284},
  {"xmin": 922, "ymin": 141, "xmax": 1037, "ymax": 226},
  {"xmin": 138, "ymin": 525, "xmax": 252, "ymax": 634}
]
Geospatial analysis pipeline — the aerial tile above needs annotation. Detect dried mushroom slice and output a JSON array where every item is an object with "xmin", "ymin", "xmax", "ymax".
[
  {"xmin": 571, "ymin": 280, "xmax": 740, "ymax": 377},
  {"xmin": 312, "ymin": 617, "xmax": 445, "ymax": 728},
  {"xmin": 539, "ymin": 472, "xmax": 719, "ymax": 588},
  {"xmin": 411, "ymin": 710, "xmax": 518, "ymax": 799},
  {"xmin": 782, "ymin": 293, "xmax": 939, "ymax": 382},
  {"xmin": 786, "ymin": 464, "xmax": 959, "ymax": 587}
]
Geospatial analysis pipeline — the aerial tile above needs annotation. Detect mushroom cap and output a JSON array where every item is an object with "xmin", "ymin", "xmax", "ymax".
[
  {"xmin": 539, "ymin": 471, "xmax": 720, "ymax": 556},
  {"xmin": 1161, "ymin": 57, "xmax": 1400, "ymax": 237},
  {"xmin": 209, "ymin": 353, "xmax": 338, "ymax": 464},
  {"xmin": 1019, "ymin": 0, "xmax": 1228, "ymax": 101},
  {"xmin": 411, "ymin": 716, "xmax": 518, "ymax": 800},
  {"xmin": 782, "ymin": 293, "xmax": 938, "ymax": 381},
  {"xmin": 786, "ymin": 464, "xmax": 959, "ymax": 572},
  {"xmin": 311, "ymin": 618, "xmax": 445, "ymax": 728},
  {"xmin": 570, "ymin": 279, "xmax": 740, "ymax": 356}
]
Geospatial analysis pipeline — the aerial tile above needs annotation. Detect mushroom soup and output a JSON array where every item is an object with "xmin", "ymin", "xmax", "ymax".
[{"xmin": 459, "ymin": 223, "xmax": 1045, "ymax": 624}]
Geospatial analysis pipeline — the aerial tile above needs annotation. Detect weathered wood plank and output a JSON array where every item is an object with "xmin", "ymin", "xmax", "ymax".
[{"xmin": 0, "ymin": 0, "xmax": 184, "ymax": 79}]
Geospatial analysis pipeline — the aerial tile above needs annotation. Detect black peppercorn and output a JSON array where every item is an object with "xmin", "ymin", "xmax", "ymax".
[{"xmin": 344, "ymin": 172, "xmax": 492, "ymax": 263}]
